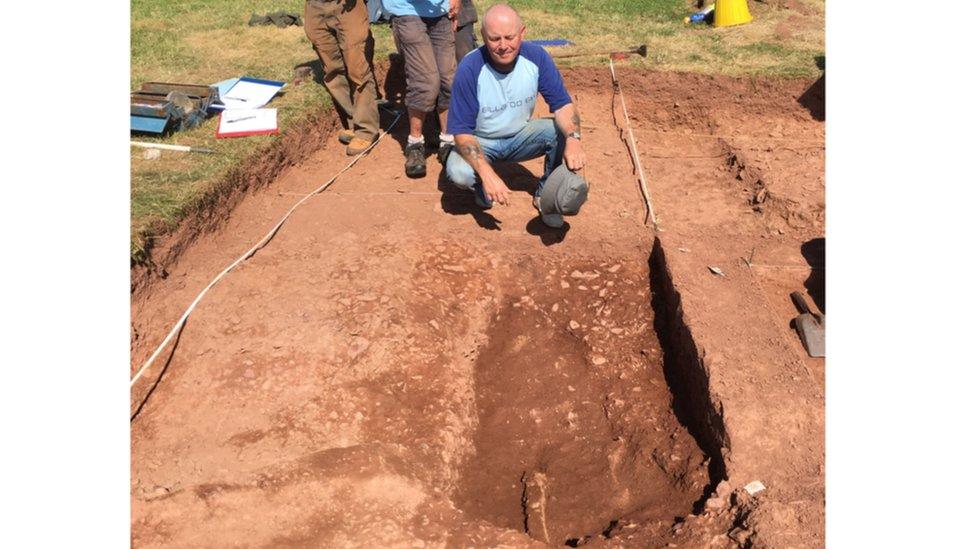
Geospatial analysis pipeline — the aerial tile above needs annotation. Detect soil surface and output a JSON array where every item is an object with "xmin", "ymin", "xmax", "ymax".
[{"xmin": 131, "ymin": 66, "xmax": 824, "ymax": 547}]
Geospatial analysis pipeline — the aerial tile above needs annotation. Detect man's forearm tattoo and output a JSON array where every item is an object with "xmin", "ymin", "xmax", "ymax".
[
  {"xmin": 459, "ymin": 143, "xmax": 486, "ymax": 166},
  {"xmin": 571, "ymin": 109, "xmax": 581, "ymax": 132}
]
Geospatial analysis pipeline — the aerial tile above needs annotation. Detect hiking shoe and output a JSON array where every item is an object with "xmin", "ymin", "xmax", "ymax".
[
  {"xmin": 533, "ymin": 196, "xmax": 564, "ymax": 228},
  {"xmin": 404, "ymin": 142, "xmax": 427, "ymax": 178},
  {"xmin": 473, "ymin": 182, "xmax": 492, "ymax": 209},
  {"xmin": 337, "ymin": 129, "xmax": 354, "ymax": 145},
  {"xmin": 437, "ymin": 141, "xmax": 454, "ymax": 165},
  {"xmin": 346, "ymin": 136, "xmax": 376, "ymax": 156}
]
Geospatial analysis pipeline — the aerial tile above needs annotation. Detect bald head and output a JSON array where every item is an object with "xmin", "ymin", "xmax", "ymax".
[
  {"xmin": 483, "ymin": 4, "xmax": 523, "ymax": 33},
  {"xmin": 481, "ymin": 4, "xmax": 526, "ymax": 70}
]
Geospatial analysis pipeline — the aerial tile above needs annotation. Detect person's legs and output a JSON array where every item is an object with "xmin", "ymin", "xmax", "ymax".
[
  {"xmin": 391, "ymin": 15, "xmax": 442, "ymax": 176},
  {"xmin": 491, "ymin": 118, "xmax": 565, "ymax": 197},
  {"xmin": 454, "ymin": 23, "xmax": 477, "ymax": 61},
  {"xmin": 444, "ymin": 151, "xmax": 477, "ymax": 190},
  {"xmin": 435, "ymin": 109, "xmax": 453, "ymax": 164},
  {"xmin": 407, "ymin": 108, "xmax": 427, "ymax": 139},
  {"xmin": 477, "ymin": 120, "xmax": 582, "ymax": 226},
  {"xmin": 429, "ymin": 16, "xmax": 456, "ymax": 114},
  {"xmin": 304, "ymin": 1, "xmax": 354, "ymax": 126},
  {"xmin": 428, "ymin": 15, "xmax": 457, "ymax": 162},
  {"xmin": 392, "ymin": 16, "xmax": 440, "ymax": 135},
  {"xmin": 445, "ymin": 137, "xmax": 503, "ymax": 208},
  {"xmin": 332, "ymin": 0, "xmax": 380, "ymax": 151},
  {"xmin": 365, "ymin": 28, "xmax": 382, "ymax": 101},
  {"xmin": 495, "ymin": 120, "xmax": 584, "ymax": 228}
]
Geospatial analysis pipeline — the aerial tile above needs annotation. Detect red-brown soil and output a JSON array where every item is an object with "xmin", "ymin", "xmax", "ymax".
[{"xmin": 131, "ymin": 66, "xmax": 824, "ymax": 547}]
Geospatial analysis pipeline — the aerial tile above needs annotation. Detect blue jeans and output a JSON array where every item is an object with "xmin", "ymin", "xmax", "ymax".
[{"xmin": 445, "ymin": 118, "xmax": 565, "ymax": 201}]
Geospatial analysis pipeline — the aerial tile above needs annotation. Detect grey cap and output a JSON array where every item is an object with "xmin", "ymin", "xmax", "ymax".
[{"xmin": 538, "ymin": 164, "xmax": 589, "ymax": 216}]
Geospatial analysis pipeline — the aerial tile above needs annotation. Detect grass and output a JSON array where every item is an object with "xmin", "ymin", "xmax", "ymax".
[
  {"xmin": 129, "ymin": 0, "xmax": 400, "ymax": 262},
  {"xmin": 130, "ymin": 0, "xmax": 823, "ymax": 262},
  {"xmin": 505, "ymin": 0, "xmax": 824, "ymax": 76}
]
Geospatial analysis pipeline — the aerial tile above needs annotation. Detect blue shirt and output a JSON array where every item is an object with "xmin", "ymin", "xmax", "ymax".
[
  {"xmin": 447, "ymin": 42, "xmax": 572, "ymax": 139},
  {"xmin": 381, "ymin": 0, "xmax": 449, "ymax": 18}
]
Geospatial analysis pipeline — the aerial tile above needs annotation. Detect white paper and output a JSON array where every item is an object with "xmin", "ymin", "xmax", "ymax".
[
  {"xmin": 219, "ymin": 78, "xmax": 284, "ymax": 110},
  {"xmin": 212, "ymin": 78, "xmax": 239, "ymax": 100},
  {"xmin": 217, "ymin": 108, "xmax": 278, "ymax": 136}
]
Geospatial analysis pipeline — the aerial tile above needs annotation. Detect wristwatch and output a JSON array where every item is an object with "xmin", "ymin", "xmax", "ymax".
[{"xmin": 568, "ymin": 131, "xmax": 582, "ymax": 141}]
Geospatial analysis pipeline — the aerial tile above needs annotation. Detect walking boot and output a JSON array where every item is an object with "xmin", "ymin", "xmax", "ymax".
[
  {"xmin": 346, "ymin": 135, "xmax": 377, "ymax": 156},
  {"xmin": 404, "ymin": 141, "xmax": 426, "ymax": 178},
  {"xmin": 437, "ymin": 141, "xmax": 453, "ymax": 165}
]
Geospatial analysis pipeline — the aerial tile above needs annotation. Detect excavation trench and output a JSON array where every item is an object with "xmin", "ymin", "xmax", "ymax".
[
  {"xmin": 131, "ymin": 67, "xmax": 827, "ymax": 546},
  {"xmin": 451, "ymin": 251, "xmax": 726, "ymax": 545}
]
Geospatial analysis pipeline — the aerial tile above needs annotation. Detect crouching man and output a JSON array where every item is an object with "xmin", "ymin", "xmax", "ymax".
[{"xmin": 444, "ymin": 4, "xmax": 588, "ymax": 228}]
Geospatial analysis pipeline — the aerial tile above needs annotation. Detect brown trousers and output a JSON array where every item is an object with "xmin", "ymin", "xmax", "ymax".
[{"xmin": 304, "ymin": 0, "xmax": 379, "ymax": 140}]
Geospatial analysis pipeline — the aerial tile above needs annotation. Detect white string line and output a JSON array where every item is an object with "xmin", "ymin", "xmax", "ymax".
[
  {"xmin": 131, "ymin": 111, "xmax": 402, "ymax": 388},
  {"xmin": 277, "ymin": 191, "xmax": 453, "ymax": 197},
  {"xmin": 609, "ymin": 57, "xmax": 658, "ymax": 229},
  {"xmin": 579, "ymin": 126, "xmax": 825, "ymax": 145}
]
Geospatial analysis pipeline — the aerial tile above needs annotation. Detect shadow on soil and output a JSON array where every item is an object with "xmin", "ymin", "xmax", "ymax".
[
  {"xmin": 649, "ymin": 239, "xmax": 729, "ymax": 508},
  {"xmin": 797, "ymin": 72, "xmax": 824, "ymax": 122},
  {"xmin": 130, "ymin": 320, "xmax": 188, "ymax": 421},
  {"xmin": 801, "ymin": 237, "xmax": 825, "ymax": 313},
  {"xmin": 525, "ymin": 217, "xmax": 569, "ymax": 246},
  {"xmin": 437, "ymin": 164, "xmax": 568, "ymax": 245}
]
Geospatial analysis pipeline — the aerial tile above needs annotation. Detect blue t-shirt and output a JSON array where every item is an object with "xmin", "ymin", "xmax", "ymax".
[
  {"xmin": 381, "ymin": 0, "xmax": 449, "ymax": 18},
  {"xmin": 447, "ymin": 42, "xmax": 573, "ymax": 139}
]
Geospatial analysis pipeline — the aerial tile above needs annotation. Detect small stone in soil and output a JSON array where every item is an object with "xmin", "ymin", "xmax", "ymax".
[{"xmin": 744, "ymin": 480, "xmax": 766, "ymax": 495}]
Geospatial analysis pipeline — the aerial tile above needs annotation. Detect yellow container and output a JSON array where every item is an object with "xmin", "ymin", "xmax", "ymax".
[{"xmin": 715, "ymin": 0, "xmax": 753, "ymax": 27}]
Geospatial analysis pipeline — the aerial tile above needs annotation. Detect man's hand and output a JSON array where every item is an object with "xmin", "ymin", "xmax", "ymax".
[
  {"xmin": 564, "ymin": 137, "xmax": 585, "ymax": 171},
  {"xmin": 481, "ymin": 169, "xmax": 512, "ymax": 205},
  {"xmin": 456, "ymin": 134, "xmax": 511, "ymax": 205},
  {"xmin": 554, "ymin": 103, "xmax": 586, "ymax": 172}
]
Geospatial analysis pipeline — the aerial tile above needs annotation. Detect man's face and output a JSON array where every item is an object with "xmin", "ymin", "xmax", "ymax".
[{"xmin": 482, "ymin": 19, "xmax": 526, "ymax": 68}]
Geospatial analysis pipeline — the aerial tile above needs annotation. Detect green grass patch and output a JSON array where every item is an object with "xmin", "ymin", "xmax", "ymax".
[
  {"xmin": 130, "ymin": 0, "xmax": 329, "ymax": 262},
  {"xmin": 508, "ymin": 0, "xmax": 684, "ymax": 19},
  {"xmin": 131, "ymin": 0, "xmax": 823, "ymax": 262},
  {"xmin": 741, "ymin": 41, "xmax": 786, "ymax": 55},
  {"xmin": 505, "ymin": 0, "xmax": 824, "ymax": 76}
]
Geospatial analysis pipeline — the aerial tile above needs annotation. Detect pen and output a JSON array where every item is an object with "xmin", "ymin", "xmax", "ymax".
[{"xmin": 226, "ymin": 116, "xmax": 257, "ymax": 123}]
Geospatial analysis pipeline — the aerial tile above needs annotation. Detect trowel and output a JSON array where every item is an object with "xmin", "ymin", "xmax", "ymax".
[{"xmin": 789, "ymin": 292, "xmax": 825, "ymax": 358}]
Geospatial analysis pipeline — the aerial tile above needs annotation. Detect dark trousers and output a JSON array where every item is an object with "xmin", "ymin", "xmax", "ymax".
[{"xmin": 455, "ymin": 23, "xmax": 477, "ymax": 61}]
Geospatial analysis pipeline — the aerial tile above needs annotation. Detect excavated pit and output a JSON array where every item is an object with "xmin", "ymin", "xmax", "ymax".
[
  {"xmin": 451, "ymin": 253, "xmax": 723, "ymax": 545},
  {"xmin": 127, "ymin": 67, "xmax": 831, "ymax": 546}
]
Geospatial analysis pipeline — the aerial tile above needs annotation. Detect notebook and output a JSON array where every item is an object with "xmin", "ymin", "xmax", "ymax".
[
  {"xmin": 215, "ymin": 108, "xmax": 278, "ymax": 138},
  {"xmin": 215, "ymin": 77, "xmax": 285, "ymax": 110}
]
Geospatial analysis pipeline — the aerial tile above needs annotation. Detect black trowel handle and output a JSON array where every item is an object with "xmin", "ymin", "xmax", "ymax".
[{"xmin": 790, "ymin": 292, "xmax": 812, "ymax": 315}]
